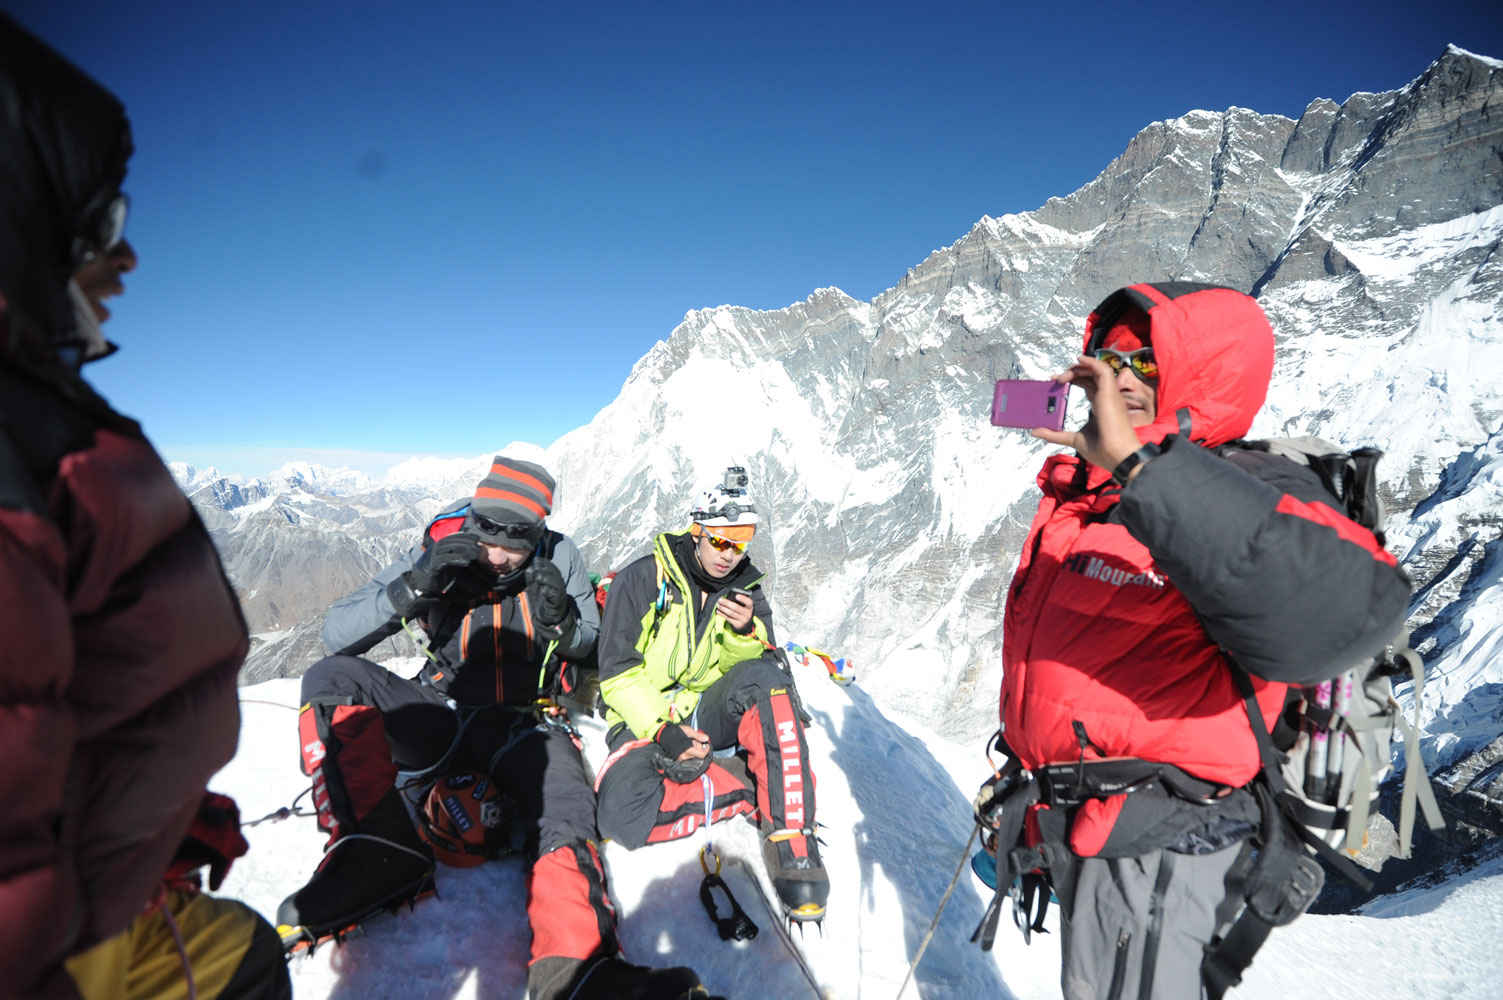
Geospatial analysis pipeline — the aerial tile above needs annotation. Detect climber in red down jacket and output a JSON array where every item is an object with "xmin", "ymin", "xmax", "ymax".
[{"xmin": 980, "ymin": 282, "xmax": 1411, "ymax": 1000}]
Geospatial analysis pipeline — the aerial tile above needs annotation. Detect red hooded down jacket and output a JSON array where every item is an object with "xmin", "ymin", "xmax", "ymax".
[{"xmin": 999, "ymin": 283, "xmax": 1410, "ymax": 857}]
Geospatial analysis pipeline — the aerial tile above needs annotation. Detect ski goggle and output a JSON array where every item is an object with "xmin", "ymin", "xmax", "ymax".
[
  {"xmin": 72, "ymin": 191, "xmax": 130, "ymax": 266},
  {"xmin": 1094, "ymin": 347, "xmax": 1158, "ymax": 382}
]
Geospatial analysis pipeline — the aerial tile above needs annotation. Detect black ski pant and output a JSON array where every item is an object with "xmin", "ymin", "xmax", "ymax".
[
  {"xmin": 296, "ymin": 655, "xmax": 615, "ymax": 991},
  {"xmin": 594, "ymin": 655, "xmax": 812, "ymax": 848},
  {"xmin": 299, "ymin": 654, "xmax": 601, "ymax": 858}
]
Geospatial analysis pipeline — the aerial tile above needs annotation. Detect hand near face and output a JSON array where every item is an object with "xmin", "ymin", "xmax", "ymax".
[
  {"xmin": 1031, "ymin": 355, "xmax": 1146, "ymax": 474},
  {"xmin": 656, "ymin": 724, "xmax": 712, "ymax": 762},
  {"xmin": 716, "ymin": 592, "xmax": 754, "ymax": 631}
]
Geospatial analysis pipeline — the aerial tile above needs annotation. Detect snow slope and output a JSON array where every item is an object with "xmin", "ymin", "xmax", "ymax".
[{"xmin": 217, "ymin": 660, "xmax": 1501, "ymax": 1000}]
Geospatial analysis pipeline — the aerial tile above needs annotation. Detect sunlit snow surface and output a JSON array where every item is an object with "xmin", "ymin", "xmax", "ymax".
[{"xmin": 217, "ymin": 662, "xmax": 1500, "ymax": 1000}]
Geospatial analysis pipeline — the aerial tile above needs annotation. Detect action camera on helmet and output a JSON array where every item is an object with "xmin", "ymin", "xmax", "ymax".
[{"xmin": 689, "ymin": 466, "xmax": 761, "ymax": 526}]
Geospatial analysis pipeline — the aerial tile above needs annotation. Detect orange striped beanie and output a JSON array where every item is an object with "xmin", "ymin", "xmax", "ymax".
[{"xmin": 471, "ymin": 456, "xmax": 555, "ymax": 528}]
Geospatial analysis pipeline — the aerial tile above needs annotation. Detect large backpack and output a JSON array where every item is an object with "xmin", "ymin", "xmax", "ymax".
[{"xmin": 1204, "ymin": 437, "xmax": 1446, "ymax": 998}]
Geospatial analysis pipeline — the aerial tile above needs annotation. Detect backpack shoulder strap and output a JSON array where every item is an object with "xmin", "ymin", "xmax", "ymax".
[{"xmin": 1202, "ymin": 662, "xmax": 1368, "ymax": 998}]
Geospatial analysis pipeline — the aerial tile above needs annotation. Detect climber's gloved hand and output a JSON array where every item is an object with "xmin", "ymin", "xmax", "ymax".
[
  {"xmin": 387, "ymin": 533, "xmax": 484, "ymax": 618},
  {"xmin": 653, "ymin": 723, "xmax": 712, "ymax": 783},
  {"xmin": 525, "ymin": 557, "xmax": 577, "ymax": 641}
]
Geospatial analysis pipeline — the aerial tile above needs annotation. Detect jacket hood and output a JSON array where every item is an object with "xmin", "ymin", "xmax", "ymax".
[
  {"xmin": 0, "ymin": 14, "xmax": 132, "ymax": 348},
  {"xmin": 1083, "ymin": 282, "xmax": 1274, "ymax": 449}
]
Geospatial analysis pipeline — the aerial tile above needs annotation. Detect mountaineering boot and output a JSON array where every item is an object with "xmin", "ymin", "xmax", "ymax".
[
  {"xmin": 762, "ymin": 828, "xmax": 830, "ymax": 924},
  {"xmin": 559, "ymin": 956, "xmax": 721, "ymax": 1000},
  {"xmin": 732, "ymin": 671, "xmax": 825, "ymax": 923},
  {"xmin": 276, "ymin": 786, "xmax": 434, "ymax": 951}
]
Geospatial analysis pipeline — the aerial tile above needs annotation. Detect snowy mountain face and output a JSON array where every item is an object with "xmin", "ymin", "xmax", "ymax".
[
  {"xmin": 540, "ymin": 47, "xmax": 1503, "ymax": 745},
  {"xmin": 185, "ymin": 47, "xmax": 1503, "ymax": 831}
]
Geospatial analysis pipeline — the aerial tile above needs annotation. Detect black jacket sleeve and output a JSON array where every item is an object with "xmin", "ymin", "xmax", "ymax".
[
  {"xmin": 1117, "ymin": 435, "xmax": 1412, "ymax": 684},
  {"xmin": 596, "ymin": 553, "xmax": 657, "ymax": 685}
]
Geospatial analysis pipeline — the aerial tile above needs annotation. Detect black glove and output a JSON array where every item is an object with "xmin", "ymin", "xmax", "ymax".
[
  {"xmin": 387, "ymin": 533, "xmax": 483, "ymax": 618},
  {"xmin": 525, "ymin": 558, "xmax": 577, "ymax": 640},
  {"xmin": 653, "ymin": 724, "xmax": 712, "ymax": 783},
  {"xmin": 655, "ymin": 723, "xmax": 696, "ymax": 760}
]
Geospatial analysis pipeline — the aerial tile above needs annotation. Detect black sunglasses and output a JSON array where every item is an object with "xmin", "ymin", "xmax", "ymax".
[
  {"xmin": 72, "ymin": 191, "xmax": 129, "ymax": 266},
  {"xmin": 472, "ymin": 515, "xmax": 542, "ymax": 543},
  {"xmin": 1094, "ymin": 347, "xmax": 1158, "ymax": 382}
]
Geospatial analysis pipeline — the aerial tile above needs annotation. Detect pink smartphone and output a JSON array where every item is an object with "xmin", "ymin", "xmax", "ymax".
[{"xmin": 991, "ymin": 379, "xmax": 1069, "ymax": 430}]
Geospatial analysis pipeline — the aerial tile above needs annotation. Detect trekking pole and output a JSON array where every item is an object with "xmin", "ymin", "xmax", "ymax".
[
  {"xmin": 1306, "ymin": 680, "xmax": 1333, "ymax": 799},
  {"xmin": 1325, "ymin": 668, "xmax": 1355, "ymax": 800},
  {"xmin": 894, "ymin": 823, "xmax": 979, "ymax": 1000}
]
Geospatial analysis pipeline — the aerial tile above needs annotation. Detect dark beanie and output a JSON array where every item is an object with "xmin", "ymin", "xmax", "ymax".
[{"xmin": 471, "ymin": 457, "xmax": 555, "ymax": 527}]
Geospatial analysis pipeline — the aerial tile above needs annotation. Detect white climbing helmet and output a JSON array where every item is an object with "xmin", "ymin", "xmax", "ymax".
[{"xmin": 689, "ymin": 466, "xmax": 760, "ymax": 527}]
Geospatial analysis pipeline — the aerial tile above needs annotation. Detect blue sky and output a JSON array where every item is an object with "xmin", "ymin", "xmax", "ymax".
[{"xmin": 10, "ymin": 1, "xmax": 1501, "ymax": 478}]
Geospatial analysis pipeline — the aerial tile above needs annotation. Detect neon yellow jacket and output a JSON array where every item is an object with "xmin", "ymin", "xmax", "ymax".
[{"xmin": 597, "ymin": 530, "xmax": 773, "ymax": 738}]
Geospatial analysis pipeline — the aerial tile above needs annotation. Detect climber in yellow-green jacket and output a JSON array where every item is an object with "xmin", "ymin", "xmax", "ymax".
[{"xmin": 594, "ymin": 466, "xmax": 829, "ymax": 925}]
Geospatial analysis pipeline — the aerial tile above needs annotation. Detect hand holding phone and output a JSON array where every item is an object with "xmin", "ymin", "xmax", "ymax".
[
  {"xmin": 718, "ymin": 588, "xmax": 755, "ymax": 630},
  {"xmin": 991, "ymin": 379, "xmax": 1069, "ymax": 430}
]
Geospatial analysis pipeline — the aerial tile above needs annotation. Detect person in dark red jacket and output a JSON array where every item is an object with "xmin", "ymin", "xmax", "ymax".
[
  {"xmin": 981, "ymin": 283, "xmax": 1410, "ymax": 999},
  {"xmin": 0, "ymin": 14, "xmax": 288, "ymax": 1000}
]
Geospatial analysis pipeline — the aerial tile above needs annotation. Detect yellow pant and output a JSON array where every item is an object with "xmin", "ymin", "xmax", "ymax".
[{"xmin": 65, "ymin": 890, "xmax": 287, "ymax": 1000}]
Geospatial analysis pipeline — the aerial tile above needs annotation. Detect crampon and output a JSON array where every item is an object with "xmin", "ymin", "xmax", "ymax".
[{"xmin": 278, "ymin": 873, "xmax": 437, "ymax": 956}]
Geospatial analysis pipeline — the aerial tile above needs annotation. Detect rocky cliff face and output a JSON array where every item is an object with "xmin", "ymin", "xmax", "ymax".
[
  {"xmin": 188, "ymin": 48, "xmax": 1503, "ymax": 792},
  {"xmin": 532, "ymin": 45, "xmax": 1503, "ymax": 746}
]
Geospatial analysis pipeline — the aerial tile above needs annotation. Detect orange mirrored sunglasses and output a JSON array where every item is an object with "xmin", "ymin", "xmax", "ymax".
[{"xmin": 704, "ymin": 533, "xmax": 748, "ymax": 554}]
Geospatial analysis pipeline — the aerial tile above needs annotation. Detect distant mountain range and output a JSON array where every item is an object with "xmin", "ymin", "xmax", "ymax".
[{"xmin": 181, "ymin": 46, "xmax": 1503, "ymax": 846}]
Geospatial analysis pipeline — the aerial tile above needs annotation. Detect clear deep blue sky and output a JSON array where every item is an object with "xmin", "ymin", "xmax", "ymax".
[{"xmin": 9, "ymin": 1, "xmax": 1500, "ymax": 477}]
